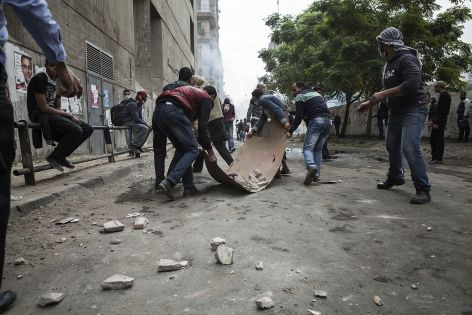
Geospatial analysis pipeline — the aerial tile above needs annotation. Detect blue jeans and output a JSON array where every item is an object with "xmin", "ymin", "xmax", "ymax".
[
  {"xmin": 304, "ymin": 117, "xmax": 331, "ymax": 176},
  {"xmin": 153, "ymin": 102, "xmax": 199, "ymax": 189},
  {"xmin": 386, "ymin": 108, "xmax": 431, "ymax": 189},
  {"xmin": 224, "ymin": 122, "xmax": 234, "ymax": 150}
]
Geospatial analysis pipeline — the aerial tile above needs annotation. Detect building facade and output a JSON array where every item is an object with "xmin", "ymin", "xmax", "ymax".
[
  {"xmin": 5, "ymin": 0, "xmax": 196, "ymax": 159},
  {"xmin": 195, "ymin": 0, "xmax": 224, "ymax": 96}
]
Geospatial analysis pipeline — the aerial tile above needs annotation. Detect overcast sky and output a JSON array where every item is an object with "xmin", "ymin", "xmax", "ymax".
[{"xmin": 218, "ymin": 0, "xmax": 472, "ymax": 119}]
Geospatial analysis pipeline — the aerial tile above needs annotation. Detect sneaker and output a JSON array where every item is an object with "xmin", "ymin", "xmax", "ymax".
[
  {"xmin": 61, "ymin": 158, "xmax": 75, "ymax": 169},
  {"xmin": 183, "ymin": 186, "xmax": 200, "ymax": 197},
  {"xmin": 134, "ymin": 150, "xmax": 141, "ymax": 158},
  {"xmin": 46, "ymin": 155, "xmax": 64, "ymax": 172},
  {"xmin": 313, "ymin": 175, "xmax": 320, "ymax": 183},
  {"xmin": 304, "ymin": 166, "xmax": 318, "ymax": 185},
  {"xmin": 410, "ymin": 188, "xmax": 431, "ymax": 204},
  {"xmin": 159, "ymin": 179, "xmax": 175, "ymax": 201},
  {"xmin": 377, "ymin": 177, "xmax": 405, "ymax": 189},
  {"xmin": 0, "ymin": 290, "xmax": 17, "ymax": 312}
]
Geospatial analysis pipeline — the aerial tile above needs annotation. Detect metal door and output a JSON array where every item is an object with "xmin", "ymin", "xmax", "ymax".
[{"xmin": 87, "ymin": 74, "xmax": 104, "ymax": 154}]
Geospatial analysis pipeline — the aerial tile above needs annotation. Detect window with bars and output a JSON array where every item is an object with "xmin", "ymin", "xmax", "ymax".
[{"xmin": 86, "ymin": 42, "xmax": 114, "ymax": 81}]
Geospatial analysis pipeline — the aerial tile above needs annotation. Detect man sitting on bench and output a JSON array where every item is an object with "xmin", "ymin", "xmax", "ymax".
[{"xmin": 27, "ymin": 61, "xmax": 93, "ymax": 171}]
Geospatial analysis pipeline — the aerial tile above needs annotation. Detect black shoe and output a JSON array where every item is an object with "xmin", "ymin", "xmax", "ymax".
[
  {"xmin": 134, "ymin": 150, "xmax": 141, "ymax": 158},
  {"xmin": 377, "ymin": 177, "xmax": 405, "ymax": 189},
  {"xmin": 46, "ymin": 155, "xmax": 64, "ymax": 172},
  {"xmin": 0, "ymin": 290, "xmax": 17, "ymax": 313},
  {"xmin": 138, "ymin": 147, "xmax": 144, "ymax": 153},
  {"xmin": 183, "ymin": 186, "xmax": 200, "ymax": 197},
  {"xmin": 159, "ymin": 179, "xmax": 175, "ymax": 201},
  {"xmin": 410, "ymin": 188, "xmax": 431, "ymax": 204},
  {"xmin": 280, "ymin": 169, "xmax": 291, "ymax": 175},
  {"xmin": 313, "ymin": 175, "xmax": 320, "ymax": 183},
  {"xmin": 60, "ymin": 158, "xmax": 75, "ymax": 169},
  {"xmin": 304, "ymin": 166, "xmax": 318, "ymax": 185}
]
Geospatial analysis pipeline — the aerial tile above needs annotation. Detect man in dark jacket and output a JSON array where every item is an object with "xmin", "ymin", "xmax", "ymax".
[
  {"xmin": 456, "ymin": 91, "xmax": 470, "ymax": 142},
  {"xmin": 333, "ymin": 114, "xmax": 341, "ymax": 137},
  {"xmin": 430, "ymin": 81, "xmax": 451, "ymax": 164},
  {"xmin": 123, "ymin": 91, "xmax": 150, "ymax": 157},
  {"xmin": 153, "ymin": 86, "xmax": 216, "ymax": 200},
  {"xmin": 222, "ymin": 98, "xmax": 236, "ymax": 152},
  {"xmin": 357, "ymin": 27, "xmax": 431, "ymax": 204},
  {"xmin": 288, "ymin": 81, "xmax": 332, "ymax": 184}
]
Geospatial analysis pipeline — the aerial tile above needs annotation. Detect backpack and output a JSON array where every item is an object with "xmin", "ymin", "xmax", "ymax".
[{"xmin": 110, "ymin": 102, "xmax": 127, "ymax": 126}]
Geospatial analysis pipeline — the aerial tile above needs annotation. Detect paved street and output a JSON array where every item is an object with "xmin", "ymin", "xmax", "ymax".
[{"xmin": 3, "ymin": 139, "xmax": 472, "ymax": 315}]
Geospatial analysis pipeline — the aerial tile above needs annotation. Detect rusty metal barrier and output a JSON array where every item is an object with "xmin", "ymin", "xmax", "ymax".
[{"xmin": 13, "ymin": 121, "xmax": 133, "ymax": 186}]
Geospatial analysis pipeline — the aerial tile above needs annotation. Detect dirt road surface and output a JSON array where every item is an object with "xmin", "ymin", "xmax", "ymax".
[{"xmin": 3, "ymin": 139, "xmax": 472, "ymax": 315}]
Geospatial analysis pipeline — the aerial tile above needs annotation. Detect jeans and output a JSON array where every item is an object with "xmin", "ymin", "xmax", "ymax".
[
  {"xmin": 224, "ymin": 122, "xmax": 234, "ymax": 151},
  {"xmin": 386, "ymin": 108, "xmax": 431, "ymax": 189},
  {"xmin": 303, "ymin": 116, "xmax": 331, "ymax": 176},
  {"xmin": 152, "ymin": 126, "xmax": 178, "ymax": 185},
  {"xmin": 430, "ymin": 124, "xmax": 445, "ymax": 161},
  {"xmin": 0, "ymin": 63, "xmax": 14, "ymax": 290},
  {"xmin": 153, "ymin": 102, "xmax": 199, "ymax": 189},
  {"xmin": 124, "ymin": 121, "xmax": 149, "ymax": 149}
]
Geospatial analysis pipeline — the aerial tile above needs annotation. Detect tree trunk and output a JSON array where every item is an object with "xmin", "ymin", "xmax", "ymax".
[
  {"xmin": 366, "ymin": 105, "xmax": 373, "ymax": 136},
  {"xmin": 340, "ymin": 93, "xmax": 352, "ymax": 137}
]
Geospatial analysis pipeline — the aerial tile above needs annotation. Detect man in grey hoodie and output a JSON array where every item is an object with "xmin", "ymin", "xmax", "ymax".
[{"xmin": 357, "ymin": 27, "xmax": 431, "ymax": 204}]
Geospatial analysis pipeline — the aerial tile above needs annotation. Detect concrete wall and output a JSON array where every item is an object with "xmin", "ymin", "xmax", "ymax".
[
  {"xmin": 329, "ymin": 89, "xmax": 472, "ymax": 139},
  {"xmin": 5, "ymin": 0, "xmax": 196, "ymax": 161}
]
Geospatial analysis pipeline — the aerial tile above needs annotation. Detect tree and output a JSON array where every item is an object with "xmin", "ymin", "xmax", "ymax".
[{"xmin": 259, "ymin": 0, "xmax": 472, "ymax": 136}]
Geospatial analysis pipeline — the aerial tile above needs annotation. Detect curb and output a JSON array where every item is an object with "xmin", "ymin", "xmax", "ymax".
[{"xmin": 12, "ymin": 160, "xmax": 149, "ymax": 217}]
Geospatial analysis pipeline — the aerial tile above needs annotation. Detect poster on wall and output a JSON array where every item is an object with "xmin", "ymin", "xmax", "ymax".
[
  {"xmin": 103, "ymin": 89, "xmax": 110, "ymax": 108},
  {"xmin": 14, "ymin": 52, "xmax": 33, "ymax": 92},
  {"xmin": 90, "ymin": 84, "xmax": 100, "ymax": 108}
]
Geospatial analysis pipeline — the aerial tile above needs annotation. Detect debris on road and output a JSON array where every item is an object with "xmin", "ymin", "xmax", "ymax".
[
  {"xmin": 17, "ymin": 275, "xmax": 23, "ymax": 279},
  {"xmin": 373, "ymin": 295, "xmax": 383, "ymax": 306},
  {"xmin": 56, "ymin": 217, "xmax": 75, "ymax": 225},
  {"xmin": 411, "ymin": 284, "xmax": 419, "ymax": 289},
  {"xmin": 109, "ymin": 238, "xmax": 122, "ymax": 245},
  {"xmin": 14, "ymin": 257, "xmax": 26, "ymax": 266},
  {"xmin": 314, "ymin": 290, "xmax": 327, "ymax": 298},
  {"xmin": 126, "ymin": 213, "xmax": 144, "ymax": 218},
  {"xmin": 56, "ymin": 238, "xmax": 67, "ymax": 243},
  {"xmin": 37, "ymin": 292, "xmax": 65, "ymax": 307},
  {"xmin": 215, "ymin": 245, "xmax": 234, "ymax": 265},
  {"xmin": 102, "ymin": 220, "xmax": 125, "ymax": 233},
  {"xmin": 427, "ymin": 227, "xmax": 432, "ymax": 231},
  {"xmin": 157, "ymin": 259, "xmax": 183, "ymax": 272},
  {"xmin": 134, "ymin": 217, "xmax": 148, "ymax": 229},
  {"xmin": 255, "ymin": 296, "xmax": 275, "ymax": 309},
  {"xmin": 256, "ymin": 261, "xmax": 264, "ymax": 270},
  {"xmin": 180, "ymin": 260, "xmax": 189, "ymax": 267},
  {"xmin": 101, "ymin": 274, "xmax": 134, "ymax": 290},
  {"xmin": 307, "ymin": 310, "xmax": 321, "ymax": 315},
  {"xmin": 210, "ymin": 237, "xmax": 226, "ymax": 251}
]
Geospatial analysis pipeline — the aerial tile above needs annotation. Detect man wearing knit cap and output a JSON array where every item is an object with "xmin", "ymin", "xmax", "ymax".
[{"xmin": 357, "ymin": 27, "xmax": 431, "ymax": 204}]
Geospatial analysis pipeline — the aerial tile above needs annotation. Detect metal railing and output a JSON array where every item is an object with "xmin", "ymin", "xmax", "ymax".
[{"xmin": 13, "ymin": 121, "xmax": 132, "ymax": 186}]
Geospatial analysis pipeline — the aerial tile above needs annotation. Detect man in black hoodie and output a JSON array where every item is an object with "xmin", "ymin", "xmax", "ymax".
[
  {"xmin": 357, "ymin": 27, "xmax": 431, "ymax": 204},
  {"xmin": 429, "ymin": 81, "xmax": 451, "ymax": 163}
]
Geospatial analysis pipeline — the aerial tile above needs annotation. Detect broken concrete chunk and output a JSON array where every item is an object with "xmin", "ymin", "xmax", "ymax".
[
  {"xmin": 103, "ymin": 220, "xmax": 124, "ymax": 233},
  {"xmin": 157, "ymin": 259, "xmax": 183, "ymax": 272},
  {"xmin": 14, "ymin": 258, "xmax": 26, "ymax": 266},
  {"xmin": 180, "ymin": 260, "xmax": 189, "ymax": 267},
  {"xmin": 101, "ymin": 274, "xmax": 134, "ymax": 290},
  {"xmin": 255, "ymin": 297, "xmax": 275, "ymax": 309},
  {"xmin": 37, "ymin": 292, "xmax": 65, "ymax": 307},
  {"xmin": 373, "ymin": 295, "xmax": 383, "ymax": 306},
  {"xmin": 56, "ymin": 217, "xmax": 75, "ymax": 225},
  {"xmin": 56, "ymin": 238, "xmax": 67, "ymax": 243},
  {"xmin": 307, "ymin": 310, "xmax": 321, "ymax": 315},
  {"xmin": 411, "ymin": 284, "xmax": 419, "ymax": 289},
  {"xmin": 314, "ymin": 290, "xmax": 327, "ymax": 298},
  {"xmin": 255, "ymin": 261, "xmax": 264, "ymax": 270},
  {"xmin": 215, "ymin": 245, "xmax": 234, "ymax": 265},
  {"xmin": 110, "ymin": 238, "xmax": 122, "ymax": 245},
  {"xmin": 210, "ymin": 237, "xmax": 226, "ymax": 251},
  {"xmin": 134, "ymin": 217, "xmax": 148, "ymax": 230}
]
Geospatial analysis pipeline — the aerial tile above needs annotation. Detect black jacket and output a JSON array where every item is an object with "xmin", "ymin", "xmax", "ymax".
[
  {"xmin": 434, "ymin": 91, "xmax": 451, "ymax": 126},
  {"xmin": 383, "ymin": 50, "xmax": 427, "ymax": 115}
]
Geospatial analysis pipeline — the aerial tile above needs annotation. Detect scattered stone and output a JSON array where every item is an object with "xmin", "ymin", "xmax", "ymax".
[
  {"xmin": 256, "ymin": 261, "xmax": 264, "ymax": 270},
  {"xmin": 37, "ymin": 293, "xmax": 65, "ymax": 307},
  {"xmin": 126, "ymin": 213, "xmax": 143, "ymax": 218},
  {"xmin": 210, "ymin": 237, "xmax": 226, "ymax": 251},
  {"xmin": 230, "ymin": 270, "xmax": 235, "ymax": 274},
  {"xmin": 215, "ymin": 245, "xmax": 234, "ymax": 265},
  {"xmin": 103, "ymin": 220, "xmax": 125, "ymax": 233},
  {"xmin": 374, "ymin": 275, "xmax": 392, "ymax": 283},
  {"xmin": 307, "ymin": 310, "xmax": 321, "ymax": 315},
  {"xmin": 109, "ymin": 238, "xmax": 122, "ymax": 245},
  {"xmin": 17, "ymin": 275, "xmax": 23, "ymax": 279},
  {"xmin": 134, "ymin": 217, "xmax": 148, "ymax": 230},
  {"xmin": 411, "ymin": 284, "xmax": 419, "ymax": 290},
  {"xmin": 14, "ymin": 258, "xmax": 26, "ymax": 266},
  {"xmin": 373, "ymin": 295, "xmax": 383, "ymax": 306},
  {"xmin": 253, "ymin": 169, "xmax": 263, "ymax": 178},
  {"xmin": 56, "ymin": 238, "xmax": 67, "ymax": 243},
  {"xmin": 180, "ymin": 260, "xmax": 189, "ymax": 267},
  {"xmin": 427, "ymin": 227, "xmax": 432, "ymax": 231},
  {"xmin": 101, "ymin": 274, "xmax": 134, "ymax": 290},
  {"xmin": 56, "ymin": 217, "xmax": 75, "ymax": 225},
  {"xmin": 158, "ymin": 259, "xmax": 183, "ymax": 272},
  {"xmin": 169, "ymin": 275, "xmax": 175, "ymax": 280},
  {"xmin": 70, "ymin": 218, "xmax": 79, "ymax": 223},
  {"xmin": 255, "ymin": 297, "xmax": 275, "ymax": 309},
  {"xmin": 314, "ymin": 290, "xmax": 327, "ymax": 298}
]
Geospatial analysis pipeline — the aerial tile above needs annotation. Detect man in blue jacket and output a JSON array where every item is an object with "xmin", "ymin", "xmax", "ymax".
[{"xmin": 357, "ymin": 27, "xmax": 431, "ymax": 204}]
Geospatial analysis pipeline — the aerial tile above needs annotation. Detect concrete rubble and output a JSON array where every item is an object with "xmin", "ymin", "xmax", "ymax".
[
  {"xmin": 37, "ymin": 292, "xmax": 65, "ymax": 307},
  {"xmin": 314, "ymin": 290, "xmax": 327, "ymax": 298},
  {"xmin": 14, "ymin": 258, "xmax": 26, "ymax": 266},
  {"xmin": 255, "ymin": 296, "xmax": 275, "ymax": 309},
  {"xmin": 373, "ymin": 295, "xmax": 383, "ymax": 306},
  {"xmin": 56, "ymin": 217, "xmax": 75, "ymax": 225},
  {"xmin": 307, "ymin": 310, "xmax": 321, "ymax": 315},
  {"xmin": 101, "ymin": 274, "xmax": 134, "ymax": 290},
  {"xmin": 133, "ymin": 217, "xmax": 148, "ymax": 230},
  {"xmin": 102, "ymin": 220, "xmax": 125, "ymax": 233},
  {"xmin": 210, "ymin": 237, "xmax": 226, "ymax": 251},
  {"xmin": 110, "ymin": 238, "xmax": 122, "ymax": 245},
  {"xmin": 215, "ymin": 245, "xmax": 234, "ymax": 265},
  {"xmin": 231, "ymin": 169, "xmax": 270, "ymax": 191},
  {"xmin": 157, "ymin": 259, "xmax": 186, "ymax": 272},
  {"xmin": 255, "ymin": 261, "xmax": 264, "ymax": 270}
]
